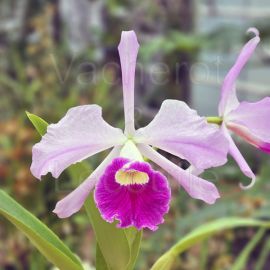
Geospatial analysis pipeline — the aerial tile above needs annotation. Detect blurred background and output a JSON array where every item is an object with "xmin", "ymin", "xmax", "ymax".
[{"xmin": 1, "ymin": 0, "xmax": 270, "ymax": 269}]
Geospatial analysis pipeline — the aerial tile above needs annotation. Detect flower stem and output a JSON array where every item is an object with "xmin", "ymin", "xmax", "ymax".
[{"xmin": 206, "ymin": 116, "xmax": 223, "ymax": 125}]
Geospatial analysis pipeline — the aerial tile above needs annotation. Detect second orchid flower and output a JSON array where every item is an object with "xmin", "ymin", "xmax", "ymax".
[{"xmin": 209, "ymin": 28, "xmax": 270, "ymax": 188}]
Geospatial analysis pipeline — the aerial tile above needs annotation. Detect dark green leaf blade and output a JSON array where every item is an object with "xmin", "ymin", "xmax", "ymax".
[{"xmin": 0, "ymin": 190, "xmax": 83, "ymax": 270}]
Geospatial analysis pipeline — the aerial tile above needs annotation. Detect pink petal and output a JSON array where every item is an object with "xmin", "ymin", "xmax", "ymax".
[
  {"xmin": 138, "ymin": 144, "xmax": 220, "ymax": 204},
  {"xmin": 53, "ymin": 147, "xmax": 121, "ymax": 218},
  {"xmin": 31, "ymin": 105, "xmax": 125, "ymax": 179},
  {"xmin": 134, "ymin": 100, "xmax": 228, "ymax": 170},
  {"xmin": 94, "ymin": 157, "xmax": 171, "ymax": 231},
  {"xmin": 118, "ymin": 31, "xmax": 139, "ymax": 135},
  {"xmin": 219, "ymin": 28, "xmax": 260, "ymax": 116},
  {"xmin": 222, "ymin": 125, "xmax": 256, "ymax": 189},
  {"xmin": 226, "ymin": 97, "xmax": 270, "ymax": 153}
]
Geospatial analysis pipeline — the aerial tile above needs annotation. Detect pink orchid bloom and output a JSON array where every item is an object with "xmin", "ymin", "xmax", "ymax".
[
  {"xmin": 31, "ymin": 31, "xmax": 228, "ymax": 230},
  {"xmin": 218, "ymin": 28, "xmax": 270, "ymax": 188}
]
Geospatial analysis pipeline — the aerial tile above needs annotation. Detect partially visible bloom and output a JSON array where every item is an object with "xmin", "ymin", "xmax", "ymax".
[
  {"xmin": 30, "ymin": 31, "xmax": 228, "ymax": 230},
  {"xmin": 218, "ymin": 28, "xmax": 270, "ymax": 188}
]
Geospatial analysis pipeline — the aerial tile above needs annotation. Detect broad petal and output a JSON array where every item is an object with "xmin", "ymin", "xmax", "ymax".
[
  {"xmin": 53, "ymin": 146, "xmax": 121, "ymax": 218},
  {"xmin": 31, "ymin": 105, "xmax": 125, "ymax": 179},
  {"xmin": 94, "ymin": 157, "xmax": 170, "ymax": 231},
  {"xmin": 226, "ymin": 97, "xmax": 270, "ymax": 153},
  {"xmin": 219, "ymin": 28, "xmax": 260, "ymax": 116},
  {"xmin": 138, "ymin": 144, "xmax": 220, "ymax": 204},
  {"xmin": 134, "ymin": 100, "xmax": 228, "ymax": 170},
  {"xmin": 222, "ymin": 125, "xmax": 255, "ymax": 188},
  {"xmin": 118, "ymin": 31, "xmax": 139, "ymax": 135}
]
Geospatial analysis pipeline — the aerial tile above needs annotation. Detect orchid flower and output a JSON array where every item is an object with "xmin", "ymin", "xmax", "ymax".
[
  {"xmin": 209, "ymin": 28, "xmax": 270, "ymax": 189},
  {"xmin": 30, "ymin": 31, "xmax": 228, "ymax": 231}
]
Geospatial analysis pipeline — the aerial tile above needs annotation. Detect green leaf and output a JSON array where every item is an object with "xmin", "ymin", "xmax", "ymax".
[
  {"xmin": 231, "ymin": 228, "xmax": 265, "ymax": 270},
  {"xmin": 0, "ymin": 190, "xmax": 83, "ymax": 270},
  {"xmin": 125, "ymin": 228, "xmax": 143, "ymax": 270},
  {"xmin": 199, "ymin": 240, "xmax": 208, "ymax": 270},
  {"xmin": 151, "ymin": 218, "xmax": 270, "ymax": 270},
  {"xmin": 92, "ymin": 211, "xmax": 142, "ymax": 270},
  {"xmin": 85, "ymin": 195, "xmax": 131, "ymax": 270},
  {"xmin": 96, "ymin": 244, "xmax": 110, "ymax": 270},
  {"xmin": 26, "ymin": 111, "xmax": 48, "ymax": 136},
  {"xmin": 151, "ymin": 254, "xmax": 175, "ymax": 270},
  {"xmin": 254, "ymin": 236, "xmax": 270, "ymax": 270}
]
